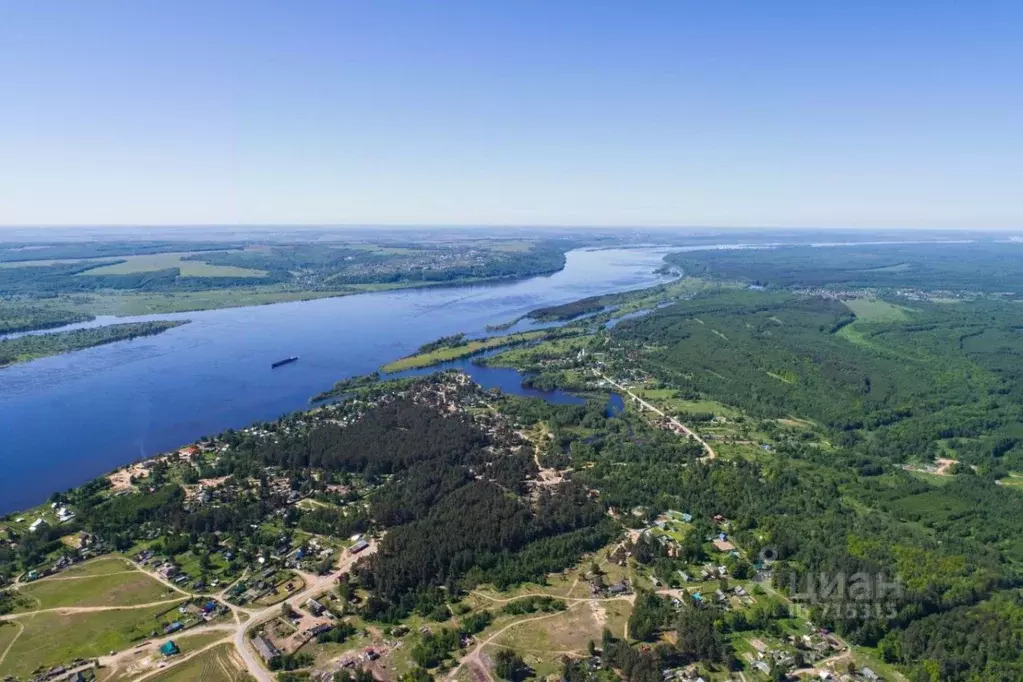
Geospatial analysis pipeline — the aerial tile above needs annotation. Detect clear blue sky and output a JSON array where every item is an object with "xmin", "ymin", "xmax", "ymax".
[{"xmin": 1, "ymin": 1, "xmax": 1021, "ymax": 228}]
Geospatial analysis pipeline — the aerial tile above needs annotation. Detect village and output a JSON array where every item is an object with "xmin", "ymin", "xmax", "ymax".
[{"xmin": 1, "ymin": 370, "xmax": 900, "ymax": 682}]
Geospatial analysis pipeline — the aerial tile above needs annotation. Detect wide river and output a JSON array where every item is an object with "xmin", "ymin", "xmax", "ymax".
[{"xmin": 0, "ymin": 247, "xmax": 672, "ymax": 513}]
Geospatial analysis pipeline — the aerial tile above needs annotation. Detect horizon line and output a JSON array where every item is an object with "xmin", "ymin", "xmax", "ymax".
[{"xmin": 0, "ymin": 223, "xmax": 1019, "ymax": 232}]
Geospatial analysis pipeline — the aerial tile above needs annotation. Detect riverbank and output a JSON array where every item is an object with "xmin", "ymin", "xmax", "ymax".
[
  {"xmin": 0, "ymin": 305, "xmax": 94, "ymax": 335},
  {"xmin": 380, "ymin": 329, "xmax": 549, "ymax": 372},
  {"xmin": 0, "ymin": 247, "xmax": 674, "ymax": 514},
  {"xmin": 19, "ymin": 269, "xmax": 574, "ymax": 318},
  {"xmin": 0, "ymin": 320, "xmax": 188, "ymax": 368}
]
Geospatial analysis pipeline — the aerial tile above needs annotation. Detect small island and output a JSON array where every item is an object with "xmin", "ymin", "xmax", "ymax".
[
  {"xmin": 0, "ymin": 305, "xmax": 94, "ymax": 335},
  {"xmin": 380, "ymin": 329, "xmax": 549, "ymax": 373},
  {"xmin": 0, "ymin": 320, "xmax": 189, "ymax": 368}
]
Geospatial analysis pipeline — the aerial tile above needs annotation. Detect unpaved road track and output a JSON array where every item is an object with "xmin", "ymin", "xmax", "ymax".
[
  {"xmin": 595, "ymin": 370, "xmax": 716, "ymax": 460},
  {"xmin": 0, "ymin": 542, "xmax": 376, "ymax": 682}
]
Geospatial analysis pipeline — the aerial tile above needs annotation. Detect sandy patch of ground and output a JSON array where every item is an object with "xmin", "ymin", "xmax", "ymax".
[
  {"xmin": 107, "ymin": 463, "xmax": 151, "ymax": 491},
  {"xmin": 589, "ymin": 600, "xmax": 607, "ymax": 626}
]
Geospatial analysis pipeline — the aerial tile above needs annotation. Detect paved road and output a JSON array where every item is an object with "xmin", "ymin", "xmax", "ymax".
[{"xmin": 594, "ymin": 369, "xmax": 716, "ymax": 460}]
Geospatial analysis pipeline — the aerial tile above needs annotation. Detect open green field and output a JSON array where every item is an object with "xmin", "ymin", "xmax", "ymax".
[
  {"xmin": 0, "ymin": 600, "xmax": 186, "ymax": 678},
  {"xmin": 483, "ymin": 335, "xmax": 592, "ymax": 367},
  {"xmin": 492, "ymin": 598, "xmax": 630, "ymax": 652},
  {"xmin": 842, "ymin": 298, "xmax": 916, "ymax": 322},
  {"xmin": 96, "ymin": 629, "xmax": 234, "ymax": 682},
  {"xmin": 78, "ymin": 253, "xmax": 268, "ymax": 278},
  {"xmin": 0, "ymin": 258, "xmax": 97, "ymax": 268},
  {"xmin": 16, "ymin": 570, "xmax": 179, "ymax": 611},
  {"xmin": 382, "ymin": 330, "xmax": 548, "ymax": 372},
  {"xmin": 835, "ymin": 321, "xmax": 925, "ymax": 362},
  {"xmin": 906, "ymin": 469, "xmax": 955, "ymax": 487},
  {"xmin": 60, "ymin": 556, "xmax": 135, "ymax": 577},
  {"xmin": 482, "ymin": 598, "xmax": 631, "ymax": 678},
  {"xmin": 997, "ymin": 473, "xmax": 1023, "ymax": 490},
  {"xmin": 172, "ymin": 628, "xmax": 232, "ymax": 652},
  {"xmin": 0, "ymin": 620, "xmax": 22, "ymax": 662},
  {"xmin": 145, "ymin": 643, "xmax": 249, "ymax": 682},
  {"xmin": 628, "ymin": 387, "xmax": 740, "ymax": 418}
]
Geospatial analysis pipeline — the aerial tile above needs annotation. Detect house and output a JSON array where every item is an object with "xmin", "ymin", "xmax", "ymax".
[
  {"xmin": 178, "ymin": 445, "xmax": 200, "ymax": 460},
  {"xmin": 160, "ymin": 640, "xmax": 180, "ymax": 656},
  {"xmin": 862, "ymin": 668, "xmax": 881, "ymax": 682},
  {"xmin": 253, "ymin": 635, "xmax": 280, "ymax": 663},
  {"xmin": 677, "ymin": 571, "xmax": 691, "ymax": 582},
  {"xmin": 29, "ymin": 518, "xmax": 47, "ymax": 533},
  {"xmin": 712, "ymin": 538, "xmax": 735, "ymax": 552},
  {"xmin": 753, "ymin": 660, "xmax": 771, "ymax": 674},
  {"xmin": 310, "ymin": 623, "xmax": 333, "ymax": 636},
  {"xmin": 681, "ymin": 513, "xmax": 693, "ymax": 523},
  {"xmin": 350, "ymin": 539, "xmax": 370, "ymax": 554},
  {"xmin": 307, "ymin": 598, "xmax": 326, "ymax": 616}
]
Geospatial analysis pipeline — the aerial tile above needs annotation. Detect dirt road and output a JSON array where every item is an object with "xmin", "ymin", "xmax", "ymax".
[
  {"xmin": 3, "ymin": 597, "xmax": 188, "ymax": 619},
  {"xmin": 594, "ymin": 370, "xmax": 716, "ymax": 460},
  {"xmin": 232, "ymin": 540, "xmax": 378, "ymax": 682},
  {"xmin": 450, "ymin": 591, "xmax": 635, "ymax": 681},
  {"xmin": 0, "ymin": 541, "xmax": 379, "ymax": 682},
  {"xmin": 100, "ymin": 624, "xmax": 237, "ymax": 682},
  {"xmin": 448, "ymin": 605, "xmax": 582, "ymax": 682}
]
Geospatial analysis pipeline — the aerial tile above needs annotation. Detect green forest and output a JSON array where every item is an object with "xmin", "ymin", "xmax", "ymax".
[
  {"xmin": 0, "ymin": 239, "xmax": 569, "ymax": 297},
  {"xmin": 0, "ymin": 304, "xmax": 92, "ymax": 334},
  {"xmin": 664, "ymin": 241, "xmax": 1023, "ymax": 294},
  {"xmin": 7, "ymin": 239, "xmax": 1023, "ymax": 680},
  {"xmin": 557, "ymin": 285, "xmax": 1023, "ymax": 680},
  {"xmin": 0, "ymin": 320, "xmax": 187, "ymax": 367}
]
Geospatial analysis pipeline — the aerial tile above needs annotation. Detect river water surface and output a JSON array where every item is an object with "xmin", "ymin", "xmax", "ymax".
[{"xmin": 0, "ymin": 248, "xmax": 671, "ymax": 513}]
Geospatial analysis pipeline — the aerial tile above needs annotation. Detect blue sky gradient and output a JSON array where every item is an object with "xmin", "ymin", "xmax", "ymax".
[{"xmin": 1, "ymin": 1, "xmax": 1021, "ymax": 227}]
